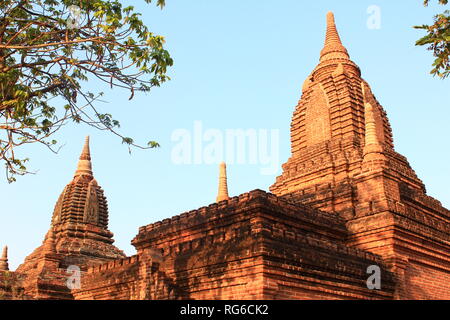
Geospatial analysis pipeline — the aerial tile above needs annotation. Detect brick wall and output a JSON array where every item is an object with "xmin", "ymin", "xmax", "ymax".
[{"xmin": 402, "ymin": 262, "xmax": 450, "ymax": 299}]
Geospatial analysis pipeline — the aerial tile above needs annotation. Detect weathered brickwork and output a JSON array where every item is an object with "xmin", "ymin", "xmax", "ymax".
[
  {"xmin": 10, "ymin": 137, "xmax": 125, "ymax": 300},
  {"xmin": 3, "ymin": 11, "xmax": 449, "ymax": 300},
  {"xmin": 271, "ymin": 12, "xmax": 450, "ymax": 299},
  {"xmin": 0, "ymin": 271, "xmax": 27, "ymax": 299},
  {"xmin": 74, "ymin": 190, "xmax": 395, "ymax": 300}
]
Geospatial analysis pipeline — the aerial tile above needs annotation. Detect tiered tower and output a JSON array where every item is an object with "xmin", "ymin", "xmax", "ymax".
[
  {"xmin": 271, "ymin": 12, "xmax": 450, "ymax": 299},
  {"xmin": 271, "ymin": 12, "xmax": 425, "ymax": 218},
  {"xmin": 16, "ymin": 137, "xmax": 125, "ymax": 299}
]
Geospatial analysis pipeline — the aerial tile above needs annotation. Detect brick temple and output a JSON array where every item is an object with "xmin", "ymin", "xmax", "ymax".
[{"xmin": 1, "ymin": 12, "xmax": 449, "ymax": 300}]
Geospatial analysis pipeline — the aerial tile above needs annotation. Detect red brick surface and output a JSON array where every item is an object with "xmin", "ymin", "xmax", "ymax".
[{"xmin": 4, "ymin": 12, "xmax": 449, "ymax": 300}]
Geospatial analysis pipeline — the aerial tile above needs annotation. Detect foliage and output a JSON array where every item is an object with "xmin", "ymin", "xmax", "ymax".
[
  {"xmin": 415, "ymin": 0, "xmax": 450, "ymax": 78},
  {"xmin": 0, "ymin": 0, "xmax": 172, "ymax": 182}
]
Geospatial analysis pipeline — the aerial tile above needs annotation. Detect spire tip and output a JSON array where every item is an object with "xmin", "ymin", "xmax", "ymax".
[
  {"xmin": 320, "ymin": 11, "xmax": 349, "ymax": 62},
  {"xmin": 327, "ymin": 11, "xmax": 335, "ymax": 21},
  {"xmin": 75, "ymin": 136, "xmax": 93, "ymax": 177},
  {"xmin": 80, "ymin": 136, "xmax": 91, "ymax": 160}
]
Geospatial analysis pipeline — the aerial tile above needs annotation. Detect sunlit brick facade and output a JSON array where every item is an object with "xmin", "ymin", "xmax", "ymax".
[{"xmin": 1, "ymin": 12, "xmax": 449, "ymax": 300}]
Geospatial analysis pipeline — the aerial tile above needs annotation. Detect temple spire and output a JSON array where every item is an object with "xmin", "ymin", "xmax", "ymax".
[
  {"xmin": 320, "ymin": 11, "xmax": 350, "ymax": 62},
  {"xmin": 0, "ymin": 246, "xmax": 9, "ymax": 271},
  {"xmin": 74, "ymin": 136, "xmax": 93, "ymax": 177},
  {"xmin": 216, "ymin": 162, "xmax": 230, "ymax": 202}
]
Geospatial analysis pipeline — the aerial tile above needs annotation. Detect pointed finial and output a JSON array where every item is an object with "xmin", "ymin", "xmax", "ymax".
[
  {"xmin": 216, "ymin": 162, "xmax": 230, "ymax": 202},
  {"xmin": 0, "ymin": 246, "xmax": 9, "ymax": 271},
  {"xmin": 80, "ymin": 136, "xmax": 91, "ymax": 160},
  {"xmin": 74, "ymin": 136, "xmax": 93, "ymax": 177},
  {"xmin": 363, "ymin": 103, "xmax": 385, "ymax": 161},
  {"xmin": 320, "ymin": 11, "xmax": 350, "ymax": 62}
]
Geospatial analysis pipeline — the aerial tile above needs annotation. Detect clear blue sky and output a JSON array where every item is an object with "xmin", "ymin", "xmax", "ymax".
[{"xmin": 2, "ymin": 0, "xmax": 449, "ymax": 270}]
